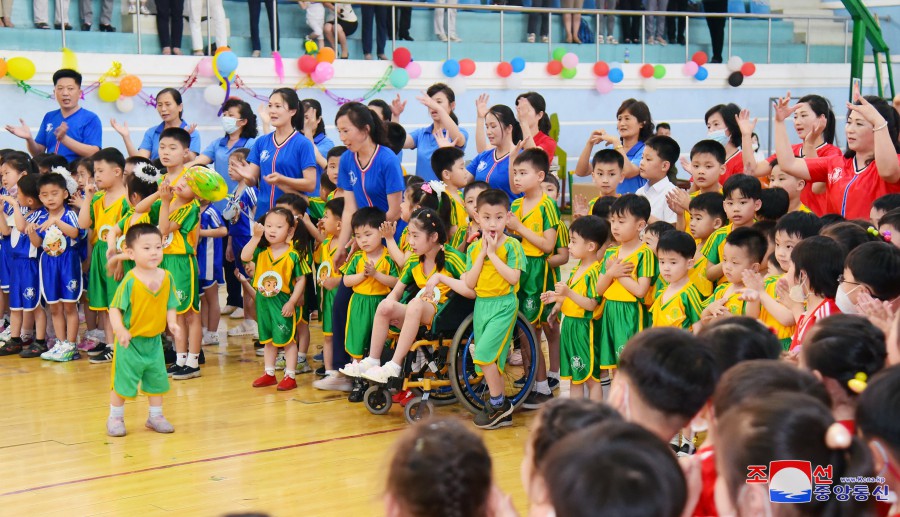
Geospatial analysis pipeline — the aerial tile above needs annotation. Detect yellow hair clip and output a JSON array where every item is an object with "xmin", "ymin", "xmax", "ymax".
[{"xmin": 847, "ymin": 372, "xmax": 868, "ymax": 394}]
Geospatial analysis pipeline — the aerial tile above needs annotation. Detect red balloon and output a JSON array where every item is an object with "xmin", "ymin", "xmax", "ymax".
[
  {"xmin": 692, "ymin": 51, "xmax": 708, "ymax": 66},
  {"xmin": 298, "ymin": 55, "xmax": 317, "ymax": 74},
  {"xmin": 497, "ymin": 62, "xmax": 513, "ymax": 78},
  {"xmin": 640, "ymin": 63, "xmax": 654, "ymax": 78},
  {"xmin": 459, "ymin": 58, "xmax": 476, "ymax": 77},
  {"xmin": 741, "ymin": 62, "xmax": 756, "ymax": 77},
  {"xmin": 593, "ymin": 61, "xmax": 610, "ymax": 77},
  {"xmin": 393, "ymin": 47, "xmax": 412, "ymax": 68},
  {"xmin": 546, "ymin": 60, "xmax": 563, "ymax": 76}
]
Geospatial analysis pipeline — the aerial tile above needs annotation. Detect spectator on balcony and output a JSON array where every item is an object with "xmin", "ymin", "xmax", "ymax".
[
  {"xmin": 561, "ymin": 0, "xmax": 583, "ymax": 44},
  {"xmin": 300, "ymin": 0, "xmax": 326, "ymax": 48},
  {"xmin": 526, "ymin": 0, "xmax": 550, "ymax": 43},
  {"xmin": 188, "ymin": 0, "xmax": 227, "ymax": 55},
  {"xmin": 110, "ymin": 88, "xmax": 201, "ymax": 161},
  {"xmin": 666, "ymin": 0, "xmax": 687, "ymax": 44},
  {"xmin": 33, "ymin": 0, "xmax": 71, "ymax": 30},
  {"xmin": 361, "ymin": 3, "xmax": 388, "ymax": 60},
  {"xmin": 396, "ymin": 0, "xmax": 412, "ymax": 41},
  {"xmin": 434, "ymin": 0, "xmax": 460, "ymax": 42},
  {"xmin": 645, "ymin": 0, "xmax": 667, "ymax": 45},
  {"xmin": 249, "ymin": 0, "xmax": 279, "ymax": 57},
  {"xmin": 156, "ymin": 0, "xmax": 184, "ymax": 54},
  {"xmin": 597, "ymin": 0, "xmax": 617, "ymax": 44},
  {"xmin": 703, "ymin": 0, "xmax": 726, "ymax": 63},
  {"xmin": 80, "ymin": 0, "xmax": 115, "ymax": 32},
  {"xmin": 324, "ymin": 3, "xmax": 358, "ymax": 59},
  {"xmin": 1, "ymin": 0, "xmax": 13, "ymax": 27},
  {"xmin": 619, "ymin": 0, "xmax": 642, "ymax": 44}
]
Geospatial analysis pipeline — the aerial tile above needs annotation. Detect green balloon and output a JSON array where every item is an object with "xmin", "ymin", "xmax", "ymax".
[
  {"xmin": 561, "ymin": 67, "xmax": 577, "ymax": 79},
  {"xmin": 552, "ymin": 47, "xmax": 567, "ymax": 62},
  {"xmin": 653, "ymin": 64, "xmax": 666, "ymax": 79}
]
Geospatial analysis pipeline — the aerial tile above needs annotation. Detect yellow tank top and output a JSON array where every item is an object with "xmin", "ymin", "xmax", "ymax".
[{"xmin": 90, "ymin": 192, "xmax": 129, "ymax": 245}]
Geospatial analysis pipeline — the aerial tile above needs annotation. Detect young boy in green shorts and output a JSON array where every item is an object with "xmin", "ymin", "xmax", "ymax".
[
  {"xmin": 435, "ymin": 189, "xmax": 527, "ymax": 429},
  {"xmin": 508, "ymin": 148, "xmax": 559, "ymax": 409},
  {"xmin": 312, "ymin": 197, "xmax": 344, "ymax": 384},
  {"xmin": 540, "ymin": 173, "xmax": 570, "ymax": 390},
  {"xmin": 106, "ymin": 223, "xmax": 182, "ymax": 437},
  {"xmin": 701, "ymin": 174, "xmax": 762, "ymax": 283}
]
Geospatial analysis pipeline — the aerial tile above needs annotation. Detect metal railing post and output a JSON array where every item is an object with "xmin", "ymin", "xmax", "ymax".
[
  {"xmin": 844, "ymin": 19, "xmax": 849, "ymax": 64},
  {"xmin": 391, "ymin": 6, "xmax": 396, "ymax": 53},
  {"xmin": 547, "ymin": 10, "xmax": 552, "ymax": 56},
  {"xmin": 206, "ymin": 0, "xmax": 212, "ymax": 55},
  {"xmin": 727, "ymin": 16, "xmax": 732, "ymax": 59},
  {"xmin": 806, "ymin": 18, "xmax": 811, "ymax": 63},
  {"xmin": 273, "ymin": 0, "xmax": 279, "ymax": 53},
  {"xmin": 595, "ymin": 13, "xmax": 600, "ymax": 62},
  {"xmin": 500, "ymin": 10, "xmax": 505, "ymax": 61},
  {"xmin": 684, "ymin": 15, "xmax": 689, "ymax": 61},
  {"xmin": 61, "ymin": 22, "xmax": 66, "ymax": 48},
  {"xmin": 641, "ymin": 14, "xmax": 645, "ymax": 62},
  {"xmin": 136, "ymin": 8, "xmax": 142, "ymax": 54},
  {"xmin": 766, "ymin": 18, "xmax": 771, "ymax": 64}
]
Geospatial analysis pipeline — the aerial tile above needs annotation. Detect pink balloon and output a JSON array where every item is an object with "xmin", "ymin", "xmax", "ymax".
[
  {"xmin": 595, "ymin": 76, "xmax": 614, "ymax": 94},
  {"xmin": 682, "ymin": 61, "xmax": 699, "ymax": 77},
  {"xmin": 406, "ymin": 61, "xmax": 422, "ymax": 79},
  {"xmin": 198, "ymin": 57, "xmax": 214, "ymax": 78},
  {"xmin": 561, "ymin": 52, "xmax": 579, "ymax": 70},
  {"xmin": 311, "ymin": 62, "xmax": 334, "ymax": 84}
]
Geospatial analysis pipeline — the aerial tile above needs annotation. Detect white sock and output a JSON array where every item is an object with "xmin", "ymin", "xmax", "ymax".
[
  {"xmin": 176, "ymin": 352, "xmax": 187, "ymax": 366},
  {"xmin": 149, "ymin": 406, "xmax": 163, "ymax": 418},
  {"xmin": 297, "ymin": 353, "xmax": 307, "ymax": 362},
  {"xmin": 109, "ymin": 405, "xmax": 124, "ymax": 419},
  {"xmin": 548, "ymin": 370, "xmax": 560, "ymax": 380},
  {"xmin": 186, "ymin": 353, "xmax": 200, "ymax": 368},
  {"xmin": 362, "ymin": 356, "xmax": 380, "ymax": 366},
  {"xmin": 535, "ymin": 379, "xmax": 551, "ymax": 395},
  {"xmin": 265, "ymin": 367, "xmax": 275, "ymax": 376},
  {"xmin": 325, "ymin": 369, "xmax": 337, "ymax": 375},
  {"xmin": 284, "ymin": 369, "xmax": 296, "ymax": 379},
  {"xmin": 386, "ymin": 361, "xmax": 402, "ymax": 375}
]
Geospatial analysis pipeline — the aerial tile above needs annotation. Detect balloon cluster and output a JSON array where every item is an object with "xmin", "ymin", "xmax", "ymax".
[
  {"xmin": 297, "ymin": 41, "xmax": 336, "ymax": 85},
  {"xmin": 3, "ymin": 56, "xmax": 36, "ymax": 82},
  {"xmin": 684, "ymin": 51, "xmax": 709, "ymax": 81},
  {"xmin": 87, "ymin": 61, "xmax": 144, "ymax": 113},
  {"xmin": 389, "ymin": 47, "xmax": 421, "ymax": 89},
  {"xmin": 639, "ymin": 63, "xmax": 666, "ymax": 92},
  {"xmin": 200, "ymin": 47, "xmax": 238, "ymax": 113},
  {"xmin": 725, "ymin": 56, "xmax": 756, "ymax": 87},
  {"xmin": 504, "ymin": 57, "xmax": 526, "ymax": 89},
  {"xmin": 440, "ymin": 57, "xmax": 477, "ymax": 94},
  {"xmin": 546, "ymin": 47, "xmax": 579, "ymax": 79},
  {"xmin": 591, "ymin": 60, "xmax": 622, "ymax": 94}
]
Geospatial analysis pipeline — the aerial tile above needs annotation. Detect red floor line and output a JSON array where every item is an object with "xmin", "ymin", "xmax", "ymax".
[{"xmin": 2, "ymin": 427, "xmax": 404, "ymax": 497}]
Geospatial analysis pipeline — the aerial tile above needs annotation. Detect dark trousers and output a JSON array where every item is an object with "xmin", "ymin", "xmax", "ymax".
[
  {"xmin": 248, "ymin": 0, "xmax": 280, "ymax": 51},
  {"xmin": 156, "ymin": 0, "xmax": 184, "ymax": 49},
  {"xmin": 330, "ymin": 281, "xmax": 352, "ymax": 369},
  {"xmin": 666, "ymin": 0, "xmax": 687, "ymax": 42},
  {"xmin": 618, "ymin": 0, "xmax": 643, "ymax": 42},
  {"xmin": 703, "ymin": 0, "xmax": 726, "ymax": 61},
  {"xmin": 223, "ymin": 259, "xmax": 242, "ymax": 308},
  {"xmin": 361, "ymin": 5, "xmax": 388, "ymax": 55},
  {"xmin": 396, "ymin": 1, "xmax": 411, "ymax": 37},
  {"xmin": 527, "ymin": 0, "xmax": 550, "ymax": 36}
]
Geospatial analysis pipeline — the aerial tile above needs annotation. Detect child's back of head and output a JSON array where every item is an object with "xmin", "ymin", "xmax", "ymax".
[
  {"xmin": 856, "ymin": 365, "xmax": 900, "ymax": 468},
  {"xmin": 724, "ymin": 226, "xmax": 768, "ymax": 264},
  {"xmin": 699, "ymin": 317, "xmax": 782, "ymax": 373},
  {"xmin": 757, "ymin": 187, "xmax": 789, "ymax": 222},
  {"xmin": 385, "ymin": 121, "xmax": 406, "ymax": 155},
  {"xmin": 35, "ymin": 153, "xmax": 68, "ymax": 173},
  {"xmin": 590, "ymin": 195, "xmax": 618, "ymax": 220},
  {"xmin": 820, "ymin": 221, "xmax": 877, "ymax": 256},
  {"xmin": 712, "ymin": 359, "xmax": 831, "ymax": 418}
]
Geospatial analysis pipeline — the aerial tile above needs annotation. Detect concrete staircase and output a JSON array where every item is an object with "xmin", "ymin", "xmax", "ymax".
[{"xmin": 768, "ymin": 0, "xmax": 849, "ymax": 46}]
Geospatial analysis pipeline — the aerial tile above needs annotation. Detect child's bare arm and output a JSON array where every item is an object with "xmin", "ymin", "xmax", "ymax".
[
  {"xmin": 134, "ymin": 191, "xmax": 160, "ymax": 214},
  {"xmin": 508, "ymin": 216, "xmax": 557, "ymax": 255},
  {"xmin": 342, "ymin": 271, "xmax": 367, "ymax": 287},
  {"xmin": 77, "ymin": 184, "xmax": 96, "ymax": 229},
  {"xmin": 199, "ymin": 226, "xmax": 228, "ymax": 238},
  {"xmin": 618, "ymin": 276, "xmax": 651, "ymax": 299},
  {"xmin": 487, "ymin": 251, "xmax": 522, "ymax": 286}
]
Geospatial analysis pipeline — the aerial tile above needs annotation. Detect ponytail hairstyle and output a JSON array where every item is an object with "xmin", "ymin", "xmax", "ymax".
[
  {"xmin": 1, "ymin": 150, "xmax": 37, "ymax": 176},
  {"xmin": 845, "ymin": 95, "xmax": 900, "ymax": 160},
  {"xmin": 798, "ymin": 94, "xmax": 837, "ymax": 145},
  {"xmin": 257, "ymin": 206, "xmax": 297, "ymax": 249},
  {"xmin": 270, "ymin": 88, "xmax": 304, "ymax": 132},
  {"xmin": 387, "ymin": 418, "xmax": 492, "ymax": 517},
  {"xmin": 802, "ymin": 314, "xmax": 886, "ymax": 398},
  {"xmin": 426, "ymin": 82, "xmax": 458, "ymax": 123},
  {"xmin": 407, "ymin": 182, "xmax": 452, "ymax": 231},
  {"xmin": 335, "ymin": 102, "xmax": 388, "ymax": 146},
  {"xmin": 409, "ymin": 207, "xmax": 447, "ymax": 271},
  {"xmin": 516, "ymin": 92, "xmax": 552, "ymax": 134},
  {"xmin": 717, "ymin": 393, "xmax": 875, "ymax": 517},
  {"xmin": 487, "ymin": 104, "xmax": 523, "ymax": 144},
  {"xmin": 273, "ymin": 193, "xmax": 311, "ymax": 255},
  {"xmin": 302, "ymin": 98, "xmax": 327, "ymax": 137}
]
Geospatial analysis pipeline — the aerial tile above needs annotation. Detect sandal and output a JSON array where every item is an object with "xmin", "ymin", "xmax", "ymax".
[{"xmin": 162, "ymin": 46, "xmax": 172, "ymax": 55}]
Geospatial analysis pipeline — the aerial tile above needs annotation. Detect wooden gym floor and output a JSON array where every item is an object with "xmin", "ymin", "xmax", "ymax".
[{"xmin": 0, "ymin": 307, "xmax": 538, "ymax": 516}]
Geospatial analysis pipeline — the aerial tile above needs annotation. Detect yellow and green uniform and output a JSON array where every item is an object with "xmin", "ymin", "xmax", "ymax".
[
  {"xmin": 689, "ymin": 248, "xmax": 715, "ymax": 298},
  {"xmin": 649, "ymin": 281, "xmax": 705, "ymax": 330},
  {"xmin": 684, "ymin": 189, "xmax": 722, "ymax": 238},
  {"xmin": 702, "ymin": 282, "xmax": 749, "ymax": 316},
  {"xmin": 160, "ymin": 200, "xmax": 200, "ymax": 314},
  {"xmin": 114, "ymin": 203, "xmax": 159, "ymax": 277},
  {"xmin": 595, "ymin": 243, "xmax": 656, "ymax": 369},
  {"xmin": 450, "ymin": 222, "xmax": 474, "ymax": 250},
  {"xmin": 449, "ymin": 192, "xmax": 467, "ymax": 230},
  {"xmin": 398, "ymin": 244, "xmax": 466, "ymax": 326},
  {"xmin": 544, "ymin": 222, "xmax": 571, "ymax": 324},
  {"xmin": 314, "ymin": 235, "xmax": 341, "ymax": 336},
  {"xmin": 761, "ymin": 274, "xmax": 795, "ymax": 350},
  {"xmin": 307, "ymin": 196, "xmax": 326, "ymax": 220},
  {"xmin": 297, "ymin": 244, "xmax": 316, "ymax": 324},
  {"xmin": 559, "ymin": 261, "xmax": 600, "ymax": 384},
  {"xmin": 642, "ymin": 253, "xmax": 662, "ymax": 328},
  {"xmin": 341, "ymin": 247, "xmax": 399, "ymax": 358},
  {"xmin": 466, "ymin": 235, "xmax": 526, "ymax": 373},
  {"xmin": 398, "ymin": 226, "xmax": 412, "ymax": 253},
  {"xmin": 510, "ymin": 194, "xmax": 561, "ymax": 325},
  {"xmin": 110, "ymin": 270, "xmax": 178, "ymax": 398},
  {"xmin": 700, "ymin": 223, "xmax": 732, "ymax": 267},
  {"xmin": 87, "ymin": 191, "xmax": 130, "ymax": 311},
  {"xmin": 252, "ymin": 245, "xmax": 310, "ymax": 346}
]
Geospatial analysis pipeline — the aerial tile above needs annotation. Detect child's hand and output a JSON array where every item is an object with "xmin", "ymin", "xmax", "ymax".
[
  {"xmin": 424, "ymin": 273, "xmax": 443, "ymax": 294},
  {"xmin": 553, "ymin": 281, "xmax": 569, "ymax": 297},
  {"xmin": 605, "ymin": 257, "xmax": 634, "ymax": 278},
  {"xmin": 680, "ymin": 156, "xmax": 692, "ymax": 174},
  {"xmin": 84, "ymin": 182, "xmax": 97, "ymax": 199},
  {"xmin": 739, "ymin": 288, "xmax": 760, "ymax": 303},
  {"xmin": 380, "ymin": 220, "xmax": 397, "ymax": 239},
  {"xmin": 856, "ymin": 291, "xmax": 896, "ymax": 335},
  {"xmin": 24, "ymin": 222, "xmax": 37, "ymax": 235},
  {"xmin": 0, "ymin": 195, "xmax": 18, "ymax": 207},
  {"xmin": 159, "ymin": 183, "xmax": 174, "ymax": 203},
  {"xmin": 169, "ymin": 322, "xmax": 183, "ymax": 345},
  {"xmin": 483, "ymin": 231, "xmax": 499, "ymax": 254},
  {"xmin": 475, "ymin": 93, "xmax": 490, "ymax": 119},
  {"xmin": 115, "ymin": 327, "xmax": 132, "ymax": 348},
  {"xmin": 363, "ymin": 260, "xmax": 375, "ymax": 276},
  {"xmin": 742, "ymin": 270, "xmax": 765, "ymax": 292},
  {"xmin": 539, "ymin": 290, "xmax": 557, "ymax": 304},
  {"xmin": 666, "ymin": 188, "xmax": 690, "ymax": 213},
  {"xmin": 735, "ymin": 108, "xmax": 757, "ymax": 137},
  {"xmin": 38, "ymin": 218, "xmax": 56, "ymax": 232},
  {"xmin": 321, "ymin": 276, "xmax": 340, "ymax": 290},
  {"xmin": 391, "ymin": 94, "xmax": 406, "ymax": 119},
  {"xmin": 111, "ymin": 260, "xmax": 124, "ymax": 282},
  {"xmin": 281, "ymin": 300, "xmax": 296, "ymax": 317},
  {"xmin": 505, "ymin": 214, "xmax": 522, "ymax": 232},
  {"xmin": 775, "ymin": 276, "xmax": 792, "ymax": 302},
  {"xmin": 573, "ymin": 194, "xmax": 588, "ymax": 217},
  {"xmin": 251, "ymin": 222, "xmax": 265, "ymax": 238},
  {"xmin": 704, "ymin": 297, "xmax": 730, "ymax": 320}
]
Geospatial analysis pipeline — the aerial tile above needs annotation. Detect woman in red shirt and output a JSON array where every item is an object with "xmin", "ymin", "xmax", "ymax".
[
  {"xmin": 774, "ymin": 91, "xmax": 900, "ymax": 219},
  {"xmin": 515, "ymin": 92, "xmax": 557, "ymax": 160}
]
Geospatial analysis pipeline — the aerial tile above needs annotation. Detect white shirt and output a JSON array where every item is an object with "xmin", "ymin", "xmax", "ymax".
[{"xmin": 636, "ymin": 176, "xmax": 679, "ymax": 223}]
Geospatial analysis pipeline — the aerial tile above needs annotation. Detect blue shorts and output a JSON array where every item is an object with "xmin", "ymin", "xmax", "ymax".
[
  {"xmin": 9, "ymin": 256, "xmax": 40, "ymax": 311},
  {"xmin": 40, "ymin": 251, "xmax": 83, "ymax": 303},
  {"xmin": 0, "ymin": 239, "xmax": 10, "ymax": 292},
  {"xmin": 199, "ymin": 258, "xmax": 224, "ymax": 291},
  {"xmin": 231, "ymin": 233, "xmax": 251, "ymax": 277}
]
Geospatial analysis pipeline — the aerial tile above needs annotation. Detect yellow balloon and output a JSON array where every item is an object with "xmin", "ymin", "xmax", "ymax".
[
  {"xmin": 98, "ymin": 81, "xmax": 121, "ymax": 102},
  {"xmin": 61, "ymin": 48, "xmax": 79, "ymax": 72},
  {"xmin": 6, "ymin": 57, "xmax": 36, "ymax": 82}
]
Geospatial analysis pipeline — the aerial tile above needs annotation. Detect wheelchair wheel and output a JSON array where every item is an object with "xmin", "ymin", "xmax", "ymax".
[
  {"xmin": 364, "ymin": 385, "xmax": 392, "ymax": 415},
  {"xmin": 404, "ymin": 397, "xmax": 434, "ymax": 424},
  {"xmin": 448, "ymin": 312, "xmax": 538, "ymax": 416}
]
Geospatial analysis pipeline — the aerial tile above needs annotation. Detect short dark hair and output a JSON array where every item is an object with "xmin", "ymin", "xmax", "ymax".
[
  {"xmin": 872, "ymin": 193, "xmax": 900, "ymax": 216},
  {"xmin": 431, "ymin": 147, "xmax": 465, "ymax": 180},
  {"xmin": 325, "ymin": 196, "xmax": 345, "ymax": 217},
  {"xmin": 689, "ymin": 192, "xmax": 726, "ymax": 222},
  {"xmin": 617, "ymin": 99, "xmax": 655, "ymax": 142},
  {"xmin": 405, "ymin": 175, "xmax": 425, "ymax": 189},
  {"xmin": 125, "ymin": 155, "xmax": 153, "ymax": 170},
  {"xmin": 656, "ymin": 122, "xmax": 671, "ymax": 131},
  {"xmin": 385, "ymin": 121, "xmax": 406, "ymax": 155},
  {"xmin": 775, "ymin": 211, "xmax": 823, "ymax": 240},
  {"xmin": 464, "ymin": 180, "xmax": 490, "ymax": 196},
  {"xmin": 712, "ymin": 359, "xmax": 831, "ymax": 417},
  {"xmin": 320, "ymin": 171, "xmax": 336, "ymax": 193},
  {"xmin": 846, "ymin": 242, "xmax": 900, "ymax": 301},
  {"xmin": 857, "ymin": 366, "xmax": 900, "ymax": 458},
  {"xmin": 879, "ymin": 208, "xmax": 900, "ymax": 232},
  {"xmin": 645, "ymin": 135, "xmax": 681, "ymax": 168},
  {"xmin": 160, "ymin": 127, "xmax": 191, "ymax": 149},
  {"xmin": 52, "ymin": 68, "xmax": 82, "ymax": 86},
  {"xmin": 791, "ymin": 236, "xmax": 844, "ymax": 298},
  {"xmin": 326, "ymin": 145, "xmax": 348, "ymax": 160},
  {"xmin": 819, "ymin": 213, "xmax": 846, "ymax": 228},
  {"xmin": 92, "ymin": 147, "xmax": 126, "ymax": 170},
  {"xmin": 367, "ymin": 99, "xmax": 391, "ymax": 121},
  {"xmin": 753, "ymin": 219, "xmax": 776, "ymax": 244},
  {"xmin": 530, "ymin": 399, "xmax": 622, "ymax": 469},
  {"xmin": 656, "ymin": 231, "xmax": 696, "ymax": 259},
  {"xmin": 35, "ymin": 153, "xmax": 68, "ymax": 171},
  {"xmin": 610, "ymin": 193, "xmax": 651, "ymax": 222},
  {"xmin": 475, "ymin": 189, "xmax": 510, "ymax": 211},
  {"xmin": 724, "ymin": 227, "xmax": 767, "ymax": 264},
  {"xmin": 689, "ymin": 140, "xmax": 727, "ymax": 164},
  {"xmin": 569, "ymin": 215, "xmax": 610, "ymax": 248},
  {"xmin": 37, "ymin": 171, "xmax": 70, "ymax": 195},
  {"xmin": 645, "ymin": 221, "xmax": 676, "ymax": 238},
  {"xmin": 231, "ymin": 148, "xmax": 251, "ymax": 162},
  {"xmin": 592, "ymin": 148, "xmax": 625, "ymax": 169},
  {"xmin": 591, "ymin": 195, "xmax": 618, "ymax": 219},
  {"xmin": 17, "ymin": 173, "xmax": 41, "ymax": 200},
  {"xmin": 124, "ymin": 222, "xmax": 162, "ymax": 247},
  {"xmin": 512, "ymin": 148, "xmax": 550, "ymax": 175},
  {"xmin": 803, "ymin": 314, "xmax": 887, "ymax": 397},
  {"xmin": 541, "ymin": 173, "xmax": 560, "ymax": 190},
  {"xmin": 351, "ymin": 206, "xmax": 386, "ymax": 231},
  {"xmin": 820, "ymin": 221, "xmax": 877, "ymax": 256},
  {"xmin": 722, "ymin": 174, "xmax": 762, "ymax": 201},
  {"xmin": 618, "ymin": 328, "xmax": 719, "ymax": 420},
  {"xmin": 699, "ymin": 317, "xmax": 783, "ymax": 373},
  {"xmin": 757, "ymin": 187, "xmax": 790, "ymax": 221},
  {"xmin": 705, "ymin": 103, "xmax": 742, "ymax": 147}
]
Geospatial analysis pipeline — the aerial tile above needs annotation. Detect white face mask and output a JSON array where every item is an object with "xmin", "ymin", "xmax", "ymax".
[
  {"xmin": 752, "ymin": 143, "xmax": 760, "ymax": 152},
  {"xmin": 789, "ymin": 277, "xmax": 808, "ymax": 304},
  {"xmin": 707, "ymin": 129, "xmax": 730, "ymax": 147},
  {"xmin": 835, "ymin": 284, "xmax": 860, "ymax": 314},
  {"xmin": 222, "ymin": 116, "xmax": 241, "ymax": 135}
]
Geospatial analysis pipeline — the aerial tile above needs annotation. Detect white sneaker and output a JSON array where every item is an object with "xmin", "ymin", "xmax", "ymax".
[
  {"xmin": 255, "ymin": 347, "xmax": 265, "ymax": 356},
  {"xmin": 338, "ymin": 359, "xmax": 376, "ymax": 378},
  {"xmin": 227, "ymin": 320, "xmax": 257, "ymax": 337},
  {"xmin": 202, "ymin": 331, "xmax": 219, "ymax": 345},
  {"xmin": 275, "ymin": 353, "xmax": 285, "ymax": 370},
  {"xmin": 436, "ymin": 33, "xmax": 448, "ymax": 42},
  {"xmin": 127, "ymin": 2, "xmax": 136, "ymax": 13},
  {"xmin": 229, "ymin": 308, "xmax": 245, "ymax": 319},
  {"xmin": 0, "ymin": 328, "xmax": 11, "ymax": 342},
  {"xmin": 140, "ymin": 3, "xmax": 150, "ymax": 14},
  {"xmin": 221, "ymin": 305, "xmax": 237, "ymax": 316},
  {"xmin": 449, "ymin": 34, "xmax": 461, "ymax": 42},
  {"xmin": 313, "ymin": 372, "xmax": 353, "ymax": 392},
  {"xmin": 41, "ymin": 340, "xmax": 62, "ymax": 360},
  {"xmin": 361, "ymin": 362, "xmax": 401, "ymax": 384}
]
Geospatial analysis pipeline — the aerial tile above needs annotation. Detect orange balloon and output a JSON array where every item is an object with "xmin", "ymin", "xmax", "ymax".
[
  {"xmin": 317, "ymin": 47, "xmax": 336, "ymax": 63},
  {"xmin": 0, "ymin": 58, "xmax": 6, "ymax": 79},
  {"xmin": 214, "ymin": 46, "xmax": 231, "ymax": 55},
  {"xmin": 119, "ymin": 75, "xmax": 143, "ymax": 97}
]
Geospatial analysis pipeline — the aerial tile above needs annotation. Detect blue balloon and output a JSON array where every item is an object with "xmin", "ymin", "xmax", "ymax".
[
  {"xmin": 608, "ymin": 67, "xmax": 624, "ymax": 84},
  {"xmin": 694, "ymin": 66, "xmax": 708, "ymax": 81},
  {"xmin": 442, "ymin": 59, "xmax": 460, "ymax": 78},
  {"xmin": 510, "ymin": 57, "xmax": 526, "ymax": 73},
  {"xmin": 216, "ymin": 51, "xmax": 238, "ymax": 76}
]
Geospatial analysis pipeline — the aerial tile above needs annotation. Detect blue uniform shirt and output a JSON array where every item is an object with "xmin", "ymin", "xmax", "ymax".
[
  {"xmin": 617, "ymin": 141, "xmax": 648, "ymax": 194},
  {"xmin": 35, "ymin": 108, "xmax": 102, "ymax": 163},
  {"xmin": 198, "ymin": 204, "xmax": 224, "ymax": 282},
  {"xmin": 9, "ymin": 208, "xmax": 48, "ymax": 258},
  {"xmin": 337, "ymin": 145, "xmax": 405, "ymax": 213},
  {"xmin": 201, "ymin": 135, "xmax": 256, "ymax": 210},
  {"xmin": 409, "ymin": 124, "xmax": 469, "ymax": 181},
  {"xmin": 311, "ymin": 132, "xmax": 335, "ymax": 197},
  {"xmin": 224, "ymin": 186, "xmax": 258, "ymax": 239},
  {"xmin": 467, "ymin": 149, "xmax": 520, "ymax": 201},
  {"xmin": 139, "ymin": 120, "xmax": 203, "ymax": 160},
  {"xmin": 248, "ymin": 130, "xmax": 317, "ymax": 215},
  {"xmin": 34, "ymin": 208, "xmax": 84, "ymax": 252}
]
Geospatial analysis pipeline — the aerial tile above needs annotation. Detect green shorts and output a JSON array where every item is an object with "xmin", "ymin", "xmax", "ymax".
[
  {"xmin": 473, "ymin": 294, "xmax": 518, "ymax": 374},
  {"xmin": 345, "ymin": 292, "xmax": 384, "ymax": 359},
  {"xmin": 320, "ymin": 286, "xmax": 336, "ymax": 336},
  {"xmin": 300, "ymin": 273, "xmax": 315, "ymax": 324},
  {"xmin": 518, "ymin": 255, "xmax": 548, "ymax": 326},
  {"xmin": 560, "ymin": 315, "xmax": 594, "ymax": 384},
  {"xmin": 779, "ymin": 337, "xmax": 791, "ymax": 352},
  {"xmin": 87, "ymin": 241, "xmax": 118, "ymax": 311},
  {"xmin": 594, "ymin": 300, "xmax": 644, "ymax": 371},
  {"xmin": 111, "ymin": 335, "xmax": 169, "ymax": 398},
  {"xmin": 256, "ymin": 290, "xmax": 298, "ymax": 347},
  {"xmin": 161, "ymin": 254, "xmax": 200, "ymax": 314},
  {"xmin": 541, "ymin": 266, "xmax": 563, "ymax": 324}
]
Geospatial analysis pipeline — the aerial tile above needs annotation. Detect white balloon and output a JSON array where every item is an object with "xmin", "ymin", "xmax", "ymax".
[
  {"xmin": 643, "ymin": 78, "xmax": 658, "ymax": 92},
  {"xmin": 115, "ymin": 97, "xmax": 134, "ymax": 113},
  {"xmin": 447, "ymin": 76, "xmax": 468, "ymax": 96},
  {"xmin": 505, "ymin": 73, "xmax": 524, "ymax": 90},
  {"xmin": 204, "ymin": 84, "xmax": 226, "ymax": 106},
  {"xmin": 727, "ymin": 56, "xmax": 744, "ymax": 72}
]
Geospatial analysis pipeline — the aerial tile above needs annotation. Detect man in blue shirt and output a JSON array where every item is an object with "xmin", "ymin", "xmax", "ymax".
[{"xmin": 5, "ymin": 69, "xmax": 102, "ymax": 163}]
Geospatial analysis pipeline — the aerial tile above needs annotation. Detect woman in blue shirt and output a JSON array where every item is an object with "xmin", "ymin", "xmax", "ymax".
[
  {"xmin": 468, "ymin": 103, "xmax": 522, "ymax": 201},
  {"xmin": 237, "ymin": 88, "xmax": 318, "ymax": 216},
  {"xmin": 110, "ymin": 88, "xmax": 202, "ymax": 160},
  {"xmin": 302, "ymin": 99, "xmax": 335, "ymax": 198},
  {"xmin": 398, "ymin": 83, "xmax": 468, "ymax": 181},
  {"xmin": 189, "ymin": 99, "xmax": 258, "ymax": 200}
]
